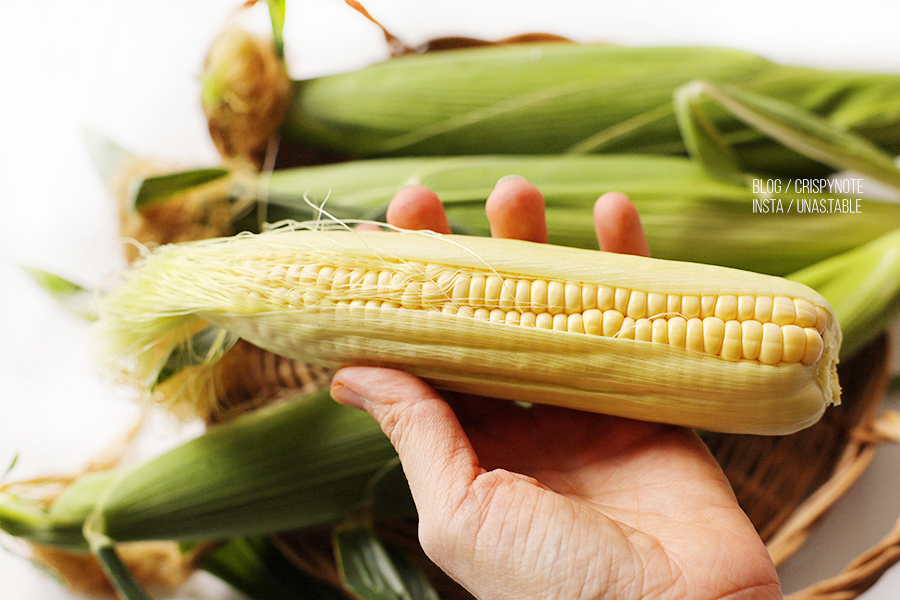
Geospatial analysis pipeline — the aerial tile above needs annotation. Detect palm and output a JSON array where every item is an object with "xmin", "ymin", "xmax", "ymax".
[{"xmin": 443, "ymin": 396, "xmax": 776, "ymax": 599}]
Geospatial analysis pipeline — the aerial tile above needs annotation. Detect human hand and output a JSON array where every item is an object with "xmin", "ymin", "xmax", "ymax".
[{"xmin": 330, "ymin": 178, "xmax": 782, "ymax": 600}]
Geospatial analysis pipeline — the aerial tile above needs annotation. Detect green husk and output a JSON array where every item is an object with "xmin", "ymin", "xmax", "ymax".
[
  {"xmin": 0, "ymin": 391, "xmax": 405, "ymax": 553},
  {"xmin": 200, "ymin": 536, "xmax": 346, "ymax": 600},
  {"xmin": 237, "ymin": 154, "xmax": 900, "ymax": 276},
  {"xmin": 210, "ymin": 40, "xmax": 900, "ymax": 177},
  {"xmin": 334, "ymin": 523, "xmax": 439, "ymax": 600},
  {"xmin": 788, "ymin": 227, "xmax": 900, "ymax": 358}
]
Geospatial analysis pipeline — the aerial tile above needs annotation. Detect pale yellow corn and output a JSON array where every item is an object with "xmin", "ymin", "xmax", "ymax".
[
  {"xmin": 96, "ymin": 225, "xmax": 841, "ymax": 435},
  {"xmin": 260, "ymin": 262, "xmax": 828, "ymax": 366}
]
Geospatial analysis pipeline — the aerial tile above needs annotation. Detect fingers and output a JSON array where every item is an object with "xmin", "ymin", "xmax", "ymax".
[
  {"xmin": 593, "ymin": 192, "xmax": 651, "ymax": 257},
  {"xmin": 330, "ymin": 367, "xmax": 483, "ymax": 518},
  {"xmin": 387, "ymin": 182, "xmax": 649, "ymax": 258},
  {"xmin": 484, "ymin": 176, "xmax": 548, "ymax": 243},
  {"xmin": 386, "ymin": 186, "xmax": 453, "ymax": 234}
]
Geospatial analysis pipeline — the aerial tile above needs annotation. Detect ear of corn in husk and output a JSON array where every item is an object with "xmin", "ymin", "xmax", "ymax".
[
  {"xmin": 201, "ymin": 27, "xmax": 900, "ymax": 178},
  {"xmin": 234, "ymin": 154, "xmax": 900, "ymax": 277},
  {"xmin": 94, "ymin": 224, "xmax": 841, "ymax": 435},
  {"xmin": 788, "ymin": 227, "xmax": 900, "ymax": 359},
  {"xmin": 0, "ymin": 390, "xmax": 405, "ymax": 553}
]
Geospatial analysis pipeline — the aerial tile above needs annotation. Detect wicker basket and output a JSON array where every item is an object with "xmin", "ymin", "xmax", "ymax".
[
  {"xmin": 708, "ymin": 333, "xmax": 900, "ymax": 598},
  {"xmin": 271, "ymin": 333, "xmax": 899, "ymax": 600}
]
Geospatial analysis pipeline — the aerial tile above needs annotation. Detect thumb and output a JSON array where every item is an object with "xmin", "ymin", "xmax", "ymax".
[{"xmin": 330, "ymin": 367, "xmax": 485, "ymax": 521}]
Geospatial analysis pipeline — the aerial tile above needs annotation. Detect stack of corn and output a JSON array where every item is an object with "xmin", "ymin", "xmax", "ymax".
[{"xmin": 6, "ymin": 2, "xmax": 900, "ymax": 598}]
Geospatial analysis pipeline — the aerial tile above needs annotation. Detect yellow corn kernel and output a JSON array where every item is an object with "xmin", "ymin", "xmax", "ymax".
[
  {"xmin": 686, "ymin": 318, "xmax": 705, "ymax": 352},
  {"xmin": 581, "ymin": 284, "xmax": 598, "ymax": 311},
  {"xmin": 702, "ymin": 316, "xmax": 726, "ymax": 355},
  {"xmin": 802, "ymin": 327, "xmax": 825, "ymax": 365},
  {"xmin": 651, "ymin": 318, "xmax": 668, "ymax": 344},
  {"xmin": 759, "ymin": 322, "xmax": 784, "ymax": 365},
  {"xmin": 721, "ymin": 320, "xmax": 743, "ymax": 360},
  {"xmin": 754, "ymin": 296, "xmax": 774, "ymax": 322},
  {"xmin": 781, "ymin": 324, "xmax": 807, "ymax": 364},
  {"xmin": 714, "ymin": 295, "xmax": 738, "ymax": 321},
  {"xmin": 552, "ymin": 313, "xmax": 568, "ymax": 331},
  {"xmin": 614, "ymin": 288, "xmax": 630, "ymax": 314},
  {"xmin": 498, "ymin": 278, "xmax": 517, "ymax": 311},
  {"xmin": 602, "ymin": 310, "xmax": 625, "ymax": 337},
  {"xmin": 567, "ymin": 313, "xmax": 585, "ymax": 334},
  {"xmin": 627, "ymin": 290, "xmax": 648, "ymax": 319},
  {"xmin": 583, "ymin": 309, "xmax": 602, "ymax": 335},
  {"xmin": 484, "ymin": 275, "xmax": 503, "ymax": 309},
  {"xmin": 597, "ymin": 285, "xmax": 615, "ymax": 311},
  {"xmin": 741, "ymin": 320, "xmax": 763, "ymax": 360},
  {"xmin": 468, "ymin": 275, "xmax": 486, "ymax": 306},
  {"xmin": 771, "ymin": 296, "xmax": 796, "ymax": 325},
  {"xmin": 514, "ymin": 279, "xmax": 531, "ymax": 308},
  {"xmin": 681, "ymin": 295, "xmax": 701, "ymax": 319},
  {"xmin": 634, "ymin": 318, "xmax": 653, "ymax": 342},
  {"xmin": 618, "ymin": 316, "xmax": 636, "ymax": 340},
  {"xmin": 531, "ymin": 279, "xmax": 548, "ymax": 312},
  {"xmin": 666, "ymin": 293, "xmax": 681, "ymax": 315},
  {"xmin": 793, "ymin": 298, "xmax": 818, "ymax": 328},
  {"xmin": 667, "ymin": 316, "xmax": 687, "ymax": 348},
  {"xmin": 647, "ymin": 292, "xmax": 667, "ymax": 317},
  {"xmin": 563, "ymin": 282, "xmax": 582, "ymax": 314}
]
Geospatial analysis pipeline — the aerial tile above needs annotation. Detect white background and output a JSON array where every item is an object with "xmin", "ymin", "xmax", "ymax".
[{"xmin": 1, "ymin": 0, "xmax": 900, "ymax": 598}]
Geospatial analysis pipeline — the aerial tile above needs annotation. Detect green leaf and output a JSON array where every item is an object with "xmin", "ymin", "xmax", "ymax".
[
  {"xmin": 673, "ymin": 83, "xmax": 744, "ymax": 183},
  {"xmin": 201, "ymin": 536, "xmax": 345, "ymax": 600},
  {"xmin": 129, "ymin": 167, "xmax": 231, "ymax": 211},
  {"xmin": 674, "ymin": 80, "xmax": 900, "ymax": 190},
  {"xmin": 334, "ymin": 524, "xmax": 438, "ymax": 600},
  {"xmin": 788, "ymin": 227, "xmax": 900, "ymax": 358},
  {"xmin": 22, "ymin": 267, "xmax": 96, "ymax": 320},
  {"xmin": 266, "ymin": 0, "xmax": 286, "ymax": 59},
  {"xmin": 90, "ymin": 541, "xmax": 153, "ymax": 600}
]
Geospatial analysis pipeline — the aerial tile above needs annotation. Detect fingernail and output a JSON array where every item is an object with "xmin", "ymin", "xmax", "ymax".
[
  {"xmin": 330, "ymin": 381, "xmax": 367, "ymax": 410},
  {"xmin": 494, "ymin": 174, "xmax": 526, "ymax": 189}
]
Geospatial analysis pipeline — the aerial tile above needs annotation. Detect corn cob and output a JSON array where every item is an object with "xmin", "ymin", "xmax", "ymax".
[
  {"xmin": 203, "ymin": 35, "xmax": 900, "ymax": 177},
  {"xmin": 236, "ymin": 154, "xmax": 900, "ymax": 276},
  {"xmin": 95, "ymin": 225, "xmax": 841, "ymax": 436}
]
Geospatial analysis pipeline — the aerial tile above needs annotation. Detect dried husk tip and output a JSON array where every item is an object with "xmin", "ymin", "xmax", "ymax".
[{"xmin": 201, "ymin": 26, "xmax": 292, "ymax": 166}]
